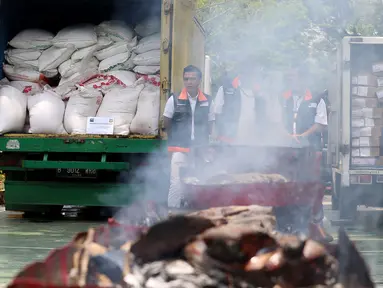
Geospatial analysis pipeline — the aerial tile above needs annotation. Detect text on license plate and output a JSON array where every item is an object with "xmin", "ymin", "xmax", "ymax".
[{"xmin": 56, "ymin": 168, "xmax": 97, "ymax": 178}]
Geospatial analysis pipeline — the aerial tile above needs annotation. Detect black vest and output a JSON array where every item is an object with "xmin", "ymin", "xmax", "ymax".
[
  {"xmin": 280, "ymin": 91, "xmax": 323, "ymax": 150},
  {"xmin": 216, "ymin": 80, "xmax": 242, "ymax": 140},
  {"xmin": 167, "ymin": 92, "xmax": 212, "ymax": 149}
]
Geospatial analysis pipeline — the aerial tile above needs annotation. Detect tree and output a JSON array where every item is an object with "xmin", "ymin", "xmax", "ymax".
[{"xmin": 196, "ymin": 0, "xmax": 383, "ymax": 89}]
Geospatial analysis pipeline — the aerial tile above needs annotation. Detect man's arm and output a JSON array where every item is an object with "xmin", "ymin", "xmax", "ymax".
[
  {"xmin": 212, "ymin": 86, "xmax": 225, "ymax": 136},
  {"xmin": 163, "ymin": 116, "xmax": 172, "ymax": 133},
  {"xmin": 163, "ymin": 96, "xmax": 175, "ymax": 133},
  {"xmin": 300, "ymin": 98, "xmax": 328, "ymax": 137},
  {"xmin": 208, "ymin": 99, "xmax": 216, "ymax": 135}
]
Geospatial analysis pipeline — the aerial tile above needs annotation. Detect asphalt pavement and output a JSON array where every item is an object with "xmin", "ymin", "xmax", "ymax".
[{"xmin": 0, "ymin": 202, "xmax": 382, "ymax": 286}]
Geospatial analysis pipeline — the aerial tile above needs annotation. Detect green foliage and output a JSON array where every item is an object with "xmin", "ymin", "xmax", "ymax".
[{"xmin": 196, "ymin": 0, "xmax": 383, "ymax": 88}]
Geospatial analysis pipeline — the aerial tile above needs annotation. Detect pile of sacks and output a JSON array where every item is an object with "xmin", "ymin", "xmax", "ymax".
[{"xmin": 0, "ymin": 19, "xmax": 161, "ymax": 136}]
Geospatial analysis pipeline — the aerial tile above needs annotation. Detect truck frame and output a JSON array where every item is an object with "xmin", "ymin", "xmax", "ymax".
[
  {"xmin": 0, "ymin": 0, "xmax": 207, "ymax": 214},
  {"xmin": 329, "ymin": 36, "xmax": 383, "ymax": 220}
]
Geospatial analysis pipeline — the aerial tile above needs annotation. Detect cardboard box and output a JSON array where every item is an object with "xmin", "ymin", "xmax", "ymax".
[
  {"xmin": 352, "ymin": 97, "xmax": 379, "ymax": 108},
  {"xmin": 376, "ymin": 156, "xmax": 383, "ymax": 166},
  {"xmin": 352, "ymin": 86, "xmax": 378, "ymax": 98},
  {"xmin": 352, "ymin": 126, "xmax": 383, "ymax": 138},
  {"xmin": 352, "ymin": 137, "xmax": 381, "ymax": 147},
  {"xmin": 352, "ymin": 157, "xmax": 379, "ymax": 166},
  {"xmin": 362, "ymin": 108, "xmax": 383, "ymax": 118},
  {"xmin": 352, "ymin": 73, "xmax": 379, "ymax": 86},
  {"xmin": 351, "ymin": 118, "xmax": 383, "ymax": 128},
  {"xmin": 352, "ymin": 147, "xmax": 380, "ymax": 157},
  {"xmin": 352, "ymin": 108, "xmax": 383, "ymax": 119},
  {"xmin": 376, "ymin": 88, "xmax": 383, "ymax": 100},
  {"xmin": 372, "ymin": 62, "xmax": 383, "ymax": 77}
]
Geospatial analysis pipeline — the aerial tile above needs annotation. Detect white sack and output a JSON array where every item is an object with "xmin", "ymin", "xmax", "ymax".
[
  {"xmin": 94, "ymin": 42, "xmax": 130, "ymax": 61},
  {"xmin": 28, "ymin": 87, "xmax": 66, "ymax": 134},
  {"xmin": 135, "ymin": 17, "xmax": 161, "ymax": 37},
  {"xmin": 39, "ymin": 45, "xmax": 76, "ymax": 71},
  {"xmin": 82, "ymin": 74, "xmax": 132, "ymax": 94},
  {"xmin": 4, "ymin": 64, "xmax": 41, "ymax": 82},
  {"xmin": 59, "ymin": 57, "xmax": 99, "ymax": 78},
  {"xmin": 102, "ymin": 53, "xmax": 136, "ymax": 72},
  {"xmin": 127, "ymin": 37, "xmax": 138, "ymax": 50},
  {"xmin": 0, "ymin": 85, "xmax": 27, "ymax": 134},
  {"xmin": 4, "ymin": 64, "xmax": 57, "ymax": 82},
  {"xmin": 96, "ymin": 83, "xmax": 144, "ymax": 135},
  {"xmin": 9, "ymin": 81, "xmax": 43, "ymax": 95},
  {"xmin": 42, "ymin": 69, "xmax": 59, "ymax": 78},
  {"xmin": 130, "ymin": 84, "xmax": 160, "ymax": 135},
  {"xmin": 71, "ymin": 37, "xmax": 113, "ymax": 61},
  {"xmin": 134, "ymin": 65, "xmax": 160, "ymax": 75},
  {"xmin": 97, "ymin": 21, "xmax": 135, "ymax": 42},
  {"xmin": 54, "ymin": 67, "xmax": 98, "ymax": 98},
  {"xmin": 9, "ymin": 29, "xmax": 54, "ymax": 49},
  {"xmin": 64, "ymin": 86, "xmax": 103, "ymax": 134},
  {"xmin": 0, "ymin": 78, "xmax": 10, "ymax": 85},
  {"xmin": 133, "ymin": 33, "xmax": 161, "ymax": 54},
  {"xmin": 53, "ymin": 25, "xmax": 97, "ymax": 49},
  {"xmin": 106, "ymin": 70, "xmax": 137, "ymax": 86},
  {"xmin": 98, "ymin": 52, "xmax": 130, "ymax": 72},
  {"xmin": 133, "ymin": 50, "xmax": 160, "ymax": 66},
  {"xmin": 5, "ymin": 49, "xmax": 42, "ymax": 61},
  {"xmin": 5, "ymin": 55, "xmax": 39, "ymax": 70}
]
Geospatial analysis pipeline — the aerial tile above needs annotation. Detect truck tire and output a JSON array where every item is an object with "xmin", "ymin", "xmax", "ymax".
[{"xmin": 339, "ymin": 186, "xmax": 357, "ymax": 221}]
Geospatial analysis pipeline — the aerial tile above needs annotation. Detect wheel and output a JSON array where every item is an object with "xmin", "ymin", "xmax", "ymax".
[{"xmin": 339, "ymin": 186, "xmax": 357, "ymax": 221}]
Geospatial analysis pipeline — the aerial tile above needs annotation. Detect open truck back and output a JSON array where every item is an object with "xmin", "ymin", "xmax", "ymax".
[
  {"xmin": 329, "ymin": 37, "xmax": 383, "ymax": 220},
  {"xmin": 0, "ymin": 0, "xmax": 207, "ymax": 213}
]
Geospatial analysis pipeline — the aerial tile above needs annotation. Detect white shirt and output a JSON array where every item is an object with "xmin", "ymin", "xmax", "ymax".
[
  {"xmin": 292, "ymin": 95, "xmax": 328, "ymax": 126},
  {"xmin": 214, "ymin": 85, "xmax": 257, "ymax": 144},
  {"xmin": 163, "ymin": 93, "xmax": 215, "ymax": 140}
]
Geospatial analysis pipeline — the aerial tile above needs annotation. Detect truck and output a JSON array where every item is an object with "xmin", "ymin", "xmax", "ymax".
[
  {"xmin": 328, "ymin": 36, "xmax": 383, "ymax": 220},
  {"xmin": 0, "ymin": 0, "xmax": 207, "ymax": 215}
]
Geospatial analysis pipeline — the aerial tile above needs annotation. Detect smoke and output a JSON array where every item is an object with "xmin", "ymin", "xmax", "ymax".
[{"xmin": 101, "ymin": 0, "xmax": 337, "ymax": 232}]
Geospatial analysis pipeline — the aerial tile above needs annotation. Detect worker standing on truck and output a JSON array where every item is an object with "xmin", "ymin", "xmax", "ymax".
[
  {"xmin": 214, "ymin": 66, "xmax": 262, "ymax": 144},
  {"xmin": 163, "ymin": 65, "xmax": 215, "ymax": 208},
  {"xmin": 280, "ymin": 66, "xmax": 331, "ymax": 240}
]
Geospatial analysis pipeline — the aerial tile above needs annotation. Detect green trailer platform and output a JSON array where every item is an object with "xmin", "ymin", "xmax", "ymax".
[{"xmin": 0, "ymin": 134, "xmax": 168, "ymax": 213}]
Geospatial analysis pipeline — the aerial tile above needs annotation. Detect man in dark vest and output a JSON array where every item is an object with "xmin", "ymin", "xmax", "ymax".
[
  {"xmin": 163, "ymin": 65, "xmax": 215, "ymax": 208},
  {"xmin": 214, "ymin": 67, "xmax": 262, "ymax": 143},
  {"xmin": 281, "ymin": 66, "xmax": 332, "ymax": 241}
]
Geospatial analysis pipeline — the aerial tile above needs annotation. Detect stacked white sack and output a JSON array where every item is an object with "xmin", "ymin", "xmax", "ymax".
[
  {"xmin": 64, "ymin": 86, "xmax": 103, "ymax": 134},
  {"xmin": 132, "ymin": 33, "xmax": 161, "ymax": 75},
  {"xmin": 0, "ymin": 85, "xmax": 28, "ymax": 134},
  {"xmin": 5, "ymin": 29, "xmax": 57, "ymax": 83},
  {"xmin": 130, "ymin": 83, "xmax": 160, "ymax": 135},
  {"xmin": 81, "ymin": 70, "xmax": 137, "ymax": 94},
  {"xmin": 28, "ymin": 86, "xmax": 67, "ymax": 134},
  {"xmin": 96, "ymin": 82, "xmax": 144, "ymax": 135}
]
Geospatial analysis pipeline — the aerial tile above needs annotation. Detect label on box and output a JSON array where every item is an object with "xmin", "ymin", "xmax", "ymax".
[
  {"xmin": 352, "ymin": 118, "xmax": 364, "ymax": 128},
  {"xmin": 354, "ymin": 86, "xmax": 369, "ymax": 97},
  {"xmin": 377, "ymin": 89, "xmax": 383, "ymax": 99},
  {"xmin": 373, "ymin": 63, "xmax": 383, "ymax": 73},
  {"xmin": 377, "ymin": 78, "xmax": 383, "ymax": 87},
  {"xmin": 352, "ymin": 109, "xmax": 363, "ymax": 118},
  {"xmin": 86, "ymin": 117, "xmax": 114, "ymax": 135},
  {"xmin": 358, "ymin": 76, "xmax": 368, "ymax": 85},
  {"xmin": 352, "ymin": 157, "xmax": 378, "ymax": 166}
]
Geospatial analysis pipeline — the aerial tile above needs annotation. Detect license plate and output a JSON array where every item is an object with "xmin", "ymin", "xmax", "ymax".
[{"xmin": 56, "ymin": 168, "xmax": 98, "ymax": 179}]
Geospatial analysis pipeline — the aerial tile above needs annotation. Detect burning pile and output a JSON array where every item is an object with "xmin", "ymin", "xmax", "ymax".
[{"xmin": 8, "ymin": 206, "xmax": 374, "ymax": 288}]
